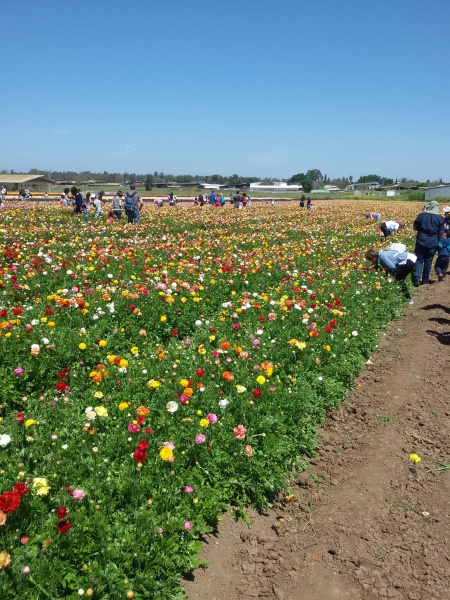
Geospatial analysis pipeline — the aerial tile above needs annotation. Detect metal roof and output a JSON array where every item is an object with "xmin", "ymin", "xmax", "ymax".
[{"xmin": 0, "ymin": 174, "xmax": 57, "ymax": 184}]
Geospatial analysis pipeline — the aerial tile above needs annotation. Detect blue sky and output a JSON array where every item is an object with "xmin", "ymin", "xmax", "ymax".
[{"xmin": 3, "ymin": 0, "xmax": 449, "ymax": 181}]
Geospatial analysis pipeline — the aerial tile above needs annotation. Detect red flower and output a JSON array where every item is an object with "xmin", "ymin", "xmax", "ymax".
[
  {"xmin": 195, "ymin": 369, "xmax": 205, "ymax": 377},
  {"xmin": 133, "ymin": 440, "xmax": 148, "ymax": 463},
  {"xmin": 0, "ymin": 491, "xmax": 21, "ymax": 513},
  {"xmin": 57, "ymin": 520, "xmax": 71, "ymax": 534},
  {"xmin": 13, "ymin": 482, "xmax": 28, "ymax": 496},
  {"xmin": 15, "ymin": 412, "xmax": 24, "ymax": 424},
  {"xmin": 325, "ymin": 326, "xmax": 333, "ymax": 333},
  {"xmin": 0, "ymin": 309, "xmax": 7, "ymax": 317},
  {"xmin": 45, "ymin": 309, "xmax": 54, "ymax": 316},
  {"xmin": 13, "ymin": 308, "xmax": 23, "ymax": 315},
  {"xmin": 171, "ymin": 329, "xmax": 179, "ymax": 337},
  {"xmin": 252, "ymin": 388, "xmax": 262, "ymax": 398},
  {"xmin": 55, "ymin": 381, "xmax": 68, "ymax": 392},
  {"xmin": 57, "ymin": 506, "xmax": 68, "ymax": 520},
  {"xmin": 129, "ymin": 304, "xmax": 136, "ymax": 311},
  {"xmin": 57, "ymin": 370, "xmax": 67, "ymax": 379}
]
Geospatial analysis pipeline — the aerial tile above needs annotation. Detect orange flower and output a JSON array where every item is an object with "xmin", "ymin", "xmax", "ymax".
[
  {"xmin": 222, "ymin": 371, "xmax": 235, "ymax": 382},
  {"xmin": 220, "ymin": 341, "xmax": 230, "ymax": 350},
  {"xmin": 183, "ymin": 387, "xmax": 193, "ymax": 396},
  {"xmin": 136, "ymin": 406, "xmax": 150, "ymax": 417}
]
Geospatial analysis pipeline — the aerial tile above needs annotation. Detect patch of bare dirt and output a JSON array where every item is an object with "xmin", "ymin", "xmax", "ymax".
[{"xmin": 183, "ymin": 280, "xmax": 450, "ymax": 600}]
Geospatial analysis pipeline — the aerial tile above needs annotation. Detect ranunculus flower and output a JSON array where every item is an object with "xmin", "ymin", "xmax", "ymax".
[
  {"xmin": 206, "ymin": 413, "xmax": 218, "ymax": 423},
  {"xmin": 128, "ymin": 423, "xmax": 140, "ymax": 433},
  {"xmin": 0, "ymin": 550, "xmax": 11, "ymax": 569},
  {"xmin": 184, "ymin": 486, "xmax": 193, "ymax": 494},
  {"xmin": 13, "ymin": 482, "xmax": 28, "ymax": 496},
  {"xmin": 233, "ymin": 424, "xmax": 247, "ymax": 440},
  {"xmin": 0, "ymin": 434, "xmax": 11, "ymax": 448},
  {"xmin": 253, "ymin": 388, "xmax": 262, "ymax": 398},
  {"xmin": 57, "ymin": 520, "xmax": 71, "ymax": 534},
  {"xmin": 94, "ymin": 406, "xmax": 108, "ymax": 417},
  {"xmin": 184, "ymin": 521, "xmax": 192, "ymax": 530},
  {"xmin": 244, "ymin": 445, "xmax": 253, "ymax": 456},
  {"xmin": 71, "ymin": 488, "xmax": 85, "ymax": 500},
  {"xmin": 32, "ymin": 478, "xmax": 50, "ymax": 496},
  {"xmin": 159, "ymin": 447, "xmax": 174, "ymax": 462},
  {"xmin": 0, "ymin": 491, "xmax": 21, "ymax": 513},
  {"xmin": 14, "ymin": 367, "xmax": 24, "ymax": 377},
  {"xmin": 57, "ymin": 506, "xmax": 68, "ymax": 520},
  {"xmin": 195, "ymin": 434, "xmax": 206, "ymax": 445},
  {"xmin": 24, "ymin": 419, "xmax": 36, "ymax": 429}
]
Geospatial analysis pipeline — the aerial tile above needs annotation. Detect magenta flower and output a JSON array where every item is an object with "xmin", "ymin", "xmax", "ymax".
[
  {"xmin": 127, "ymin": 423, "xmax": 141, "ymax": 433},
  {"xmin": 184, "ymin": 521, "xmax": 193, "ymax": 530},
  {"xmin": 232, "ymin": 323, "xmax": 240, "ymax": 330},
  {"xmin": 14, "ymin": 367, "xmax": 24, "ymax": 377},
  {"xmin": 195, "ymin": 434, "xmax": 206, "ymax": 444},
  {"xmin": 184, "ymin": 486, "xmax": 194, "ymax": 493},
  {"xmin": 206, "ymin": 413, "xmax": 218, "ymax": 423}
]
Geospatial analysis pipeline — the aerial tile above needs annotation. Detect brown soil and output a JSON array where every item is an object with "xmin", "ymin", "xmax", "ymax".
[{"xmin": 183, "ymin": 280, "xmax": 450, "ymax": 600}]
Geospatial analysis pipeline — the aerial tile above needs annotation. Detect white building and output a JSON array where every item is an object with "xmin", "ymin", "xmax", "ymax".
[{"xmin": 249, "ymin": 181, "xmax": 301, "ymax": 192}]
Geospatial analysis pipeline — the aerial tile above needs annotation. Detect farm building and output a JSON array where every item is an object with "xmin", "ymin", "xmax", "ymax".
[
  {"xmin": 424, "ymin": 185, "xmax": 450, "ymax": 201},
  {"xmin": 0, "ymin": 174, "xmax": 57, "ymax": 192}
]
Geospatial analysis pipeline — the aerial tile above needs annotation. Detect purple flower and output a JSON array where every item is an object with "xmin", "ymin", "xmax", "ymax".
[
  {"xmin": 206, "ymin": 413, "xmax": 218, "ymax": 423},
  {"xmin": 14, "ymin": 367, "xmax": 24, "ymax": 376},
  {"xmin": 195, "ymin": 434, "xmax": 206, "ymax": 444},
  {"xmin": 128, "ymin": 423, "xmax": 141, "ymax": 433}
]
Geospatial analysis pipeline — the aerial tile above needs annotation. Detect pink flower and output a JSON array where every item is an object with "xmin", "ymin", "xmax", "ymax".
[
  {"xmin": 195, "ymin": 434, "xmax": 206, "ymax": 444},
  {"xmin": 22, "ymin": 566, "xmax": 30, "ymax": 574},
  {"xmin": 207, "ymin": 413, "xmax": 218, "ymax": 423},
  {"xmin": 71, "ymin": 488, "xmax": 85, "ymax": 500},
  {"xmin": 14, "ymin": 367, "xmax": 24, "ymax": 377},
  {"xmin": 128, "ymin": 423, "xmax": 141, "ymax": 433},
  {"xmin": 184, "ymin": 521, "xmax": 192, "ymax": 530},
  {"xmin": 244, "ymin": 445, "xmax": 253, "ymax": 457},
  {"xmin": 184, "ymin": 486, "xmax": 194, "ymax": 493},
  {"xmin": 179, "ymin": 394, "xmax": 189, "ymax": 405},
  {"xmin": 233, "ymin": 424, "xmax": 247, "ymax": 440},
  {"xmin": 252, "ymin": 339, "xmax": 260, "ymax": 346},
  {"xmin": 268, "ymin": 312, "xmax": 277, "ymax": 321},
  {"xmin": 232, "ymin": 323, "xmax": 240, "ymax": 330},
  {"xmin": 163, "ymin": 441, "xmax": 175, "ymax": 450},
  {"xmin": 20, "ymin": 536, "xmax": 29, "ymax": 544}
]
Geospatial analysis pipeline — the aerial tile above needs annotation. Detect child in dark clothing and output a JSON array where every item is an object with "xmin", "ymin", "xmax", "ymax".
[{"xmin": 434, "ymin": 231, "xmax": 450, "ymax": 282}]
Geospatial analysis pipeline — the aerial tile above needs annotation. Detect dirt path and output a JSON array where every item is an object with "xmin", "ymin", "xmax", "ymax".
[{"xmin": 183, "ymin": 281, "xmax": 450, "ymax": 600}]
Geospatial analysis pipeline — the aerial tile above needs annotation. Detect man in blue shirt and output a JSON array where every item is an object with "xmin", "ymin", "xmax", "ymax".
[
  {"xmin": 412, "ymin": 201, "xmax": 445, "ymax": 285},
  {"xmin": 209, "ymin": 191, "xmax": 216, "ymax": 205}
]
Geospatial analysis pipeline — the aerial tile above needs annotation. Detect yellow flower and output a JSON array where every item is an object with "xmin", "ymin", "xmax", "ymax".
[
  {"xmin": 199, "ymin": 419, "xmax": 209, "ymax": 428},
  {"xmin": 98, "ymin": 340, "xmax": 107, "ymax": 348},
  {"xmin": 264, "ymin": 367, "xmax": 273, "ymax": 376},
  {"xmin": 198, "ymin": 347, "xmax": 207, "ymax": 355},
  {"xmin": 32, "ymin": 477, "xmax": 50, "ymax": 496},
  {"xmin": 79, "ymin": 343, "xmax": 87, "ymax": 350},
  {"xmin": 93, "ymin": 391, "xmax": 104, "ymax": 398},
  {"xmin": 107, "ymin": 354, "xmax": 117, "ymax": 364},
  {"xmin": 0, "ymin": 550, "xmax": 11, "ymax": 569},
  {"xmin": 159, "ymin": 447, "xmax": 173, "ymax": 462},
  {"xmin": 119, "ymin": 359, "xmax": 128, "ymax": 368},
  {"xmin": 236, "ymin": 385, "xmax": 247, "ymax": 394},
  {"xmin": 160, "ymin": 315, "xmax": 167, "ymax": 322},
  {"xmin": 147, "ymin": 379, "xmax": 160, "ymax": 389},
  {"xmin": 94, "ymin": 406, "xmax": 108, "ymax": 417},
  {"xmin": 288, "ymin": 338, "xmax": 299, "ymax": 346},
  {"xmin": 409, "ymin": 453, "xmax": 421, "ymax": 463},
  {"xmin": 130, "ymin": 346, "xmax": 139, "ymax": 355},
  {"xmin": 24, "ymin": 419, "xmax": 36, "ymax": 428},
  {"xmin": 256, "ymin": 375, "xmax": 266, "ymax": 385},
  {"xmin": 118, "ymin": 402, "xmax": 129, "ymax": 411},
  {"xmin": 179, "ymin": 378, "xmax": 189, "ymax": 388},
  {"xmin": 47, "ymin": 321, "xmax": 55, "ymax": 327},
  {"xmin": 296, "ymin": 341, "xmax": 306, "ymax": 350}
]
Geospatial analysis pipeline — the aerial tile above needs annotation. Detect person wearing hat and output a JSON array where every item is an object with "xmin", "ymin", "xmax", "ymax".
[
  {"xmin": 442, "ymin": 206, "xmax": 450, "ymax": 234},
  {"xmin": 412, "ymin": 200, "xmax": 445, "ymax": 286}
]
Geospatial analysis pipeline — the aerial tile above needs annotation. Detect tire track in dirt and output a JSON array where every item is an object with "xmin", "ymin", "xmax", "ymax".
[{"xmin": 183, "ymin": 281, "xmax": 450, "ymax": 600}]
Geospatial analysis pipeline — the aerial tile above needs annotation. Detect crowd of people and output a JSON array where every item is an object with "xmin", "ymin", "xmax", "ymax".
[{"xmin": 365, "ymin": 200, "xmax": 450, "ymax": 304}]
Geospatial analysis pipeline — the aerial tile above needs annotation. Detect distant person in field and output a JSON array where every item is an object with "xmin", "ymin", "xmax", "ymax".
[
  {"xmin": 307, "ymin": 197, "xmax": 312, "ymax": 210},
  {"xmin": 125, "ymin": 183, "xmax": 141, "ymax": 224},
  {"xmin": 168, "ymin": 192, "xmax": 177, "ymax": 206},
  {"xmin": 365, "ymin": 212, "xmax": 382, "ymax": 223},
  {"xmin": 209, "ymin": 191, "xmax": 216, "ymax": 206},
  {"xmin": 299, "ymin": 195, "xmax": 305, "ymax": 208},
  {"xmin": 72, "ymin": 186, "xmax": 83, "ymax": 214},
  {"xmin": 111, "ymin": 191, "xmax": 123, "ymax": 219},
  {"xmin": 93, "ymin": 194, "xmax": 102, "ymax": 218},
  {"xmin": 19, "ymin": 187, "xmax": 26, "ymax": 201},
  {"xmin": 434, "ymin": 230, "xmax": 450, "ymax": 282},
  {"xmin": 412, "ymin": 200, "xmax": 445, "ymax": 286},
  {"xmin": 380, "ymin": 219, "xmax": 404, "ymax": 238},
  {"xmin": 1, "ymin": 186, "xmax": 6, "ymax": 200},
  {"xmin": 365, "ymin": 246, "xmax": 416, "ymax": 304},
  {"xmin": 443, "ymin": 206, "xmax": 450, "ymax": 234}
]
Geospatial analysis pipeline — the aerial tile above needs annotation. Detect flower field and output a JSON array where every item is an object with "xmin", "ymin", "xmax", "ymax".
[{"xmin": 0, "ymin": 201, "xmax": 420, "ymax": 599}]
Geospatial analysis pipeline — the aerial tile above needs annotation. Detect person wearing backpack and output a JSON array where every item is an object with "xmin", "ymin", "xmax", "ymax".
[{"xmin": 125, "ymin": 184, "xmax": 141, "ymax": 224}]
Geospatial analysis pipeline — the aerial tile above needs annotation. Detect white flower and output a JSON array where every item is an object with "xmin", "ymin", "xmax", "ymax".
[
  {"xmin": 40, "ymin": 338, "xmax": 50, "ymax": 345},
  {"xmin": 166, "ymin": 401, "xmax": 178, "ymax": 413},
  {"xmin": 195, "ymin": 320, "xmax": 202, "ymax": 326},
  {"xmin": 61, "ymin": 444, "xmax": 68, "ymax": 450},
  {"xmin": 31, "ymin": 319, "xmax": 39, "ymax": 326},
  {"xmin": 352, "ymin": 331, "xmax": 358, "ymax": 337},
  {"xmin": 218, "ymin": 399, "xmax": 229, "ymax": 409},
  {"xmin": 117, "ymin": 367, "xmax": 127, "ymax": 374},
  {"xmin": 0, "ymin": 434, "xmax": 12, "ymax": 447}
]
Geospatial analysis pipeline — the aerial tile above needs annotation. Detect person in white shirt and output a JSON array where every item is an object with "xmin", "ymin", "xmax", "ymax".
[{"xmin": 380, "ymin": 220, "xmax": 404, "ymax": 238}]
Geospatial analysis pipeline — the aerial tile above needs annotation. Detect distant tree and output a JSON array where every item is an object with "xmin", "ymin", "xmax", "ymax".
[
  {"xmin": 145, "ymin": 175, "xmax": 153, "ymax": 191},
  {"xmin": 288, "ymin": 173, "xmax": 306, "ymax": 184},
  {"xmin": 306, "ymin": 169, "xmax": 322, "ymax": 182},
  {"xmin": 302, "ymin": 178, "xmax": 314, "ymax": 193},
  {"xmin": 349, "ymin": 175, "xmax": 353, "ymax": 183}
]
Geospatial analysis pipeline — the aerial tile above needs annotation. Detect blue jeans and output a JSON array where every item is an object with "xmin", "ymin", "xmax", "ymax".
[{"xmin": 414, "ymin": 243, "xmax": 436, "ymax": 283}]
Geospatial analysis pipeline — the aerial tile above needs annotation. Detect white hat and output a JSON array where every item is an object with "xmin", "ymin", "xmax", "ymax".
[{"xmin": 443, "ymin": 206, "xmax": 450, "ymax": 213}]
